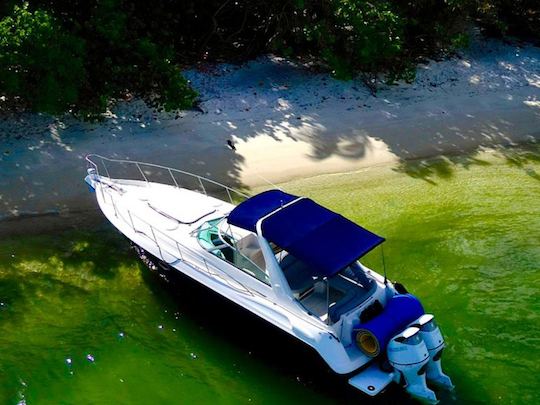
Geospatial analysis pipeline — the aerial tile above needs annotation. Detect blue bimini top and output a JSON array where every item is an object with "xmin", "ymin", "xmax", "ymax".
[{"xmin": 227, "ymin": 190, "xmax": 385, "ymax": 277}]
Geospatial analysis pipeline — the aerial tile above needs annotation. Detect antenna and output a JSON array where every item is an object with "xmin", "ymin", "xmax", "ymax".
[
  {"xmin": 381, "ymin": 244, "xmax": 388, "ymax": 285},
  {"xmin": 255, "ymin": 173, "xmax": 283, "ymax": 191}
]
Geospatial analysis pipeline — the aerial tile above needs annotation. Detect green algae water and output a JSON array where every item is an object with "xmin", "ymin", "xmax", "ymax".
[{"xmin": 1, "ymin": 147, "xmax": 539, "ymax": 404}]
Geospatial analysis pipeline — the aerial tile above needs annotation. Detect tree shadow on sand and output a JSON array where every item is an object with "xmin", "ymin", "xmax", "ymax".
[{"xmin": 191, "ymin": 52, "xmax": 540, "ymax": 186}]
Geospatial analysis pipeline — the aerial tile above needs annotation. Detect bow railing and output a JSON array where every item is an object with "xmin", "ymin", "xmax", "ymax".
[{"xmin": 85, "ymin": 154, "xmax": 250, "ymax": 204}]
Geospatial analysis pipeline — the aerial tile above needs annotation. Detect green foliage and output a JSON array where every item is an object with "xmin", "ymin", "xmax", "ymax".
[
  {"xmin": 474, "ymin": 0, "xmax": 540, "ymax": 40},
  {"xmin": 78, "ymin": 0, "xmax": 197, "ymax": 116},
  {"xmin": 0, "ymin": 3, "xmax": 86, "ymax": 114},
  {"xmin": 0, "ymin": 1, "xmax": 196, "ymax": 116},
  {"xmin": 271, "ymin": 0, "xmax": 468, "ymax": 82},
  {"xmin": 297, "ymin": 0, "xmax": 405, "ymax": 76},
  {"xmin": 332, "ymin": 0, "xmax": 404, "ymax": 67},
  {"xmin": 386, "ymin": 63, "xmax": 417, "ymax": 85},
  {"xmin": 0, "ymin": 0, "xmax": 538, "ymax": 116},
  {"xmin": 451, "ymin": 33, "xmax": 471, "ymax": 51},
  {"xmin": 133, "ymin": 38, "xmax": 197, "ymax": 111}
]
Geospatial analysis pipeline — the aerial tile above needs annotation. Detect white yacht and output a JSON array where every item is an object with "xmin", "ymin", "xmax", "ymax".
[{"xmin": 84, "ymin": 154, "xmax": 453, "ymax": 403}]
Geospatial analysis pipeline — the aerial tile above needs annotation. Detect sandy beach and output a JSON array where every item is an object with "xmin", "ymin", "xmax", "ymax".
[{"xmin": 1, "ymin": 37, "xmax": 539, "ymax": 235}]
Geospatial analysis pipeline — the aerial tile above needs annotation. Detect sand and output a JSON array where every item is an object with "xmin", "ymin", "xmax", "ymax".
[{"xmin": 0, "ymin": 36, "xmax": 539, "ymax": 235}]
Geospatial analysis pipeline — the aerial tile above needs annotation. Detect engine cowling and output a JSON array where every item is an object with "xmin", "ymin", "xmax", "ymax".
[
  {"xmin": 387, "ymin": 326, "xmax": 437, "ymax": 403},
  {"xmin": 410, "ymin": 314, "xmax": 454, "ymax": 390}
]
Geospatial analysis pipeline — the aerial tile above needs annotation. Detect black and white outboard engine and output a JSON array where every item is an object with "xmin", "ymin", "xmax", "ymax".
[
  {"xmin": 411, "ymin": 314, "xmax": 454, "ymax": 390},
  {"xmin": 387, "ymin": 326, "xmax": 437, "ymax": 403}
]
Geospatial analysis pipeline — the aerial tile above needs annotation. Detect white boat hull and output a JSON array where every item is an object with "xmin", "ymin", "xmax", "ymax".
[{"xmin": 86, "ymin": 174, "xmax": 372, "ymax": 375}]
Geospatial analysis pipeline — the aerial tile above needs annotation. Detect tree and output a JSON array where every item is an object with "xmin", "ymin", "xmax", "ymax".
[{"xmin": 0, "ymin": 2, "xmax": 86, "ymax": 114}]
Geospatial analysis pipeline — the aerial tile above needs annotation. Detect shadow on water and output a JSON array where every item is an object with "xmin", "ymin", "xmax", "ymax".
[
  {"xmin": 0, "ymin": 226, "xmax": 131, "ymax": 320},
  {"xmin": 0, "ymin": 226, "xmax": 416, "ymax": 403},
  {"xmin": 500, "ymin": 144, "xmax": 540, "ymax": 180},
  {"xmin": 0, "ymin": 227, "xmax": 126, "ymax": 402},
  {"xmin": 0, "ymin": 227, "xmax": 374, "ymax": 403}
]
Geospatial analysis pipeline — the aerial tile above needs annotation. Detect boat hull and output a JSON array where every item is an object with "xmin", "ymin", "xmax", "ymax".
[
  {"xmin": 83, "ymin": 156, "xmax": 453, "ymax": 403},
  {"xmin": 87, "ymin": 173, "xmax": 370, "ymax": 375}
]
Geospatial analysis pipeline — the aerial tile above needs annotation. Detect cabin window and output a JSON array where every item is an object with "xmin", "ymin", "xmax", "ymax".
[{"xmin": 197, "ymin": 220, "xmax": 269, "ymax": 285}]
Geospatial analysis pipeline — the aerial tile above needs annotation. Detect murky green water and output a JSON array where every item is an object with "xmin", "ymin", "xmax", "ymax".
[{"xmin": 1, "ymin": 146, "xmax": 539, "ymax": 404}]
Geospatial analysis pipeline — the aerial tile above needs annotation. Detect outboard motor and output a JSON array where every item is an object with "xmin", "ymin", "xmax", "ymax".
[
  {"xmin": 411, "ymin": 314, "xmax": 454, "ymax": 390},
  {"xmin": 387, "ymin": 326, "xmax": 437, "ymax": 403}
]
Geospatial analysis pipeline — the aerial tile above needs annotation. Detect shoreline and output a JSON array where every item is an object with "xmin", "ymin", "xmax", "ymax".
[
  {"xmin": 1, "ymin": 38, "xmax": 539, "ymax": 235},
  {"xmin": 1, "ymin": 144, "xmax": 537, "ymax": 238}
]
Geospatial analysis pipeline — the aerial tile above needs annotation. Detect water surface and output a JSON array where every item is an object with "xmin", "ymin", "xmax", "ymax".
[{"xmin": 1, "ymin": 147, "xmax": 539, "ymax": 404}]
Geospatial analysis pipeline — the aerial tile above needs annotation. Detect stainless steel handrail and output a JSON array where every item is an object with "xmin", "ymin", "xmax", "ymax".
[
  {"xmin": 86, "ymin": 154, "xmax": 250, "ymax": 203},
  {"xmin": 99, "ymin": 185, "xmax": 260, "ymax": 297}
]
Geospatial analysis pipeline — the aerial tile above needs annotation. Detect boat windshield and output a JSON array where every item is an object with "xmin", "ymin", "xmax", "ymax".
[{"xmin": 196, "ymin": 218, "xmax": 270, "ymax": 285}]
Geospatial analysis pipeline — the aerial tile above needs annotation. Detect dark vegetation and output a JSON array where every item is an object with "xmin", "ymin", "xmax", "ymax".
[{"xmin": 0, "ymin": 0, "xmax": 538, "ymax": 117}]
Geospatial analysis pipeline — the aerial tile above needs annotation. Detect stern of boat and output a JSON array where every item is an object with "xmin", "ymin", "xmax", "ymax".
[{"xmin": 346, "ymin": 309, "xmax": 454, "ymax": 403}]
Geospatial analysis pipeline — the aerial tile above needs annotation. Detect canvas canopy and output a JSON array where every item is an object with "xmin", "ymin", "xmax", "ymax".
[{"xmin": 227, "ymin": 190, "xmax": 384, "ymax": 277}]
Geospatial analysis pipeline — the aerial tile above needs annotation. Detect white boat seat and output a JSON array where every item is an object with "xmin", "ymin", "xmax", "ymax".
[
  {"xmin": 279, "ymin": 254, "xmax": 314, "ymax": 297},
  {"xmin": 234, "ymin": 234, "xmax": 269, "ymax": 283}
]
